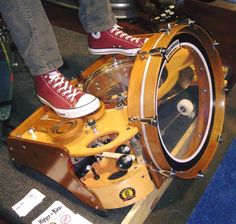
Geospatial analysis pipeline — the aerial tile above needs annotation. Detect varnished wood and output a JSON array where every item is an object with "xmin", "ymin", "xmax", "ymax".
[
  {"xmin": 7, "ymin": 18, "xmax": 226, "ymax": 214},
  {"xmin": 9, "ymin": 106, "xmax": 138, "ymax": 157},
  {"xmin": 121, "ymin": 178, "xmax": 172, "ymax": 224},
  {"xmin": 128, "ymin": 24, "xmax": 225, "ymax": 179},
  {"xmin": 7, "ymin": 105, "xmax": 155, "ymax": 209},
  {"xmin": 7, "ymin": 137, "xmax": 104, "ymax": 210},
  {"xmin": 83, "ymin": 158, "xmax": 154, "ymax": 209}
]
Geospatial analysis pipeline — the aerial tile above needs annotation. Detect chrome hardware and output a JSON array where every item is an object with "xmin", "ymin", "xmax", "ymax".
[
  {"xmin": 159, "ymin": 25, "xmax": 171, "ymax": 33},
  {"xmin": 138, "ymin": 47, "xmax": 166, "ymax": 59},
  {"xmin": 159, "ymin": 168, "xmax": 176, "ymax": 177},
  {"xmin": 187, "ymin": 19, "xmax": 195, "ymax": 25},
  {"xmin": 217, "ymin": 135, "xmax": 223, "ymax": 143},
  {"xmin": 213, "ymin": 40, "xmax": 220, "ymax": 50},
  {"xmin": 150, "ymin": 166, "xmax": 176, "ymax": 178},
  {"xmin": 115, "ymin": 93, "xmax": 127, "ymax": 109},
  {"xmin": 87, "ymin": 119, "xmax": 98, "ymax": 134},
  {"xmin": 137, "ymin": 50, "xmax": 149, "ymax": 60},
  {"xmin": 129, "ymin": 116, "xmax": 158, "ymax": 126},
  {"xmin": 130, "ymin": 137, "xmax": 146, "ymax": 165},
  {"xmin": 149, "ymin": 47, "xmax": 167, "ymax": 56},
  {"xmin": 196, "ymin": 171, "xmax": 204, "ymax": 178}
]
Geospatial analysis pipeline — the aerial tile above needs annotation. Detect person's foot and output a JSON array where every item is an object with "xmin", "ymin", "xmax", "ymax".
[
  {"xmin": 34, "ymin": 70, "xmax": 100, "ymax": 118},
  {"xmin": 88, "ymin": 25, "xmax": 147, "ymax": 56}
]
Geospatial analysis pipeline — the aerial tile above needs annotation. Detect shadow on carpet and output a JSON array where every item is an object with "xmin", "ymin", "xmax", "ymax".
[{"xmin": 188, "ymin": 138, "xmax": 236, "ymax": 224}]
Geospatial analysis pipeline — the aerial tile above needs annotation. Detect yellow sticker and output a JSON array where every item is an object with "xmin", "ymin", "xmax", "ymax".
[{"xmin": 119, "ymin": 188, "xmax": 136, "ymax": 201}]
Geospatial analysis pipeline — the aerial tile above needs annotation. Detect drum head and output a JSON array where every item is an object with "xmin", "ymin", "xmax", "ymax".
[
  {"xmin": 128, "ymin": 24, "xmax": 225, "ymax": 178},
  {"xmin": 84, "ymin": 57, "xmax": 135, "ymax": 106}
]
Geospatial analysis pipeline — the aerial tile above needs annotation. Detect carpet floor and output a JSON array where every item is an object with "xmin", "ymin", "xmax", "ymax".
[{"xmin": 188, "ymin": 138, "xmax": 236, "ymax": 224}]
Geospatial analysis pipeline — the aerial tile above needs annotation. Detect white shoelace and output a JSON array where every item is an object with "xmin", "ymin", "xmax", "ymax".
[
  {"xmin": 48, "ymin": 71, "xmax": 80, "ymax": 102},
  {"xmin": 110, "ymin": 24, "xmax": 141, "ymax": 44}
]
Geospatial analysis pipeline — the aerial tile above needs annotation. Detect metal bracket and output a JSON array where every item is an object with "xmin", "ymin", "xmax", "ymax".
[
  {"xmin": 212, "ymin": 40, "xmax": 220, "ymax": 50},
  {"xmin": 128, "ymin": 116, "xmax": 159, "ymax": 126},
  {"xmin": 149, "ymin": 165, "xmax": 176, "ymax": 178},
  {"xmin": 138, "ymin": 47, "xmax": 166, "ymax": 60},
  {"xmin": 115, "ymin": 93, "xmax": 127, "ymax": 109},
  {"xmin": 187, "ymin": 18, "xmax": 195, "ymax": 26},
  {"xmin": 130, "ymin": 136, "xmax": 146, "ymax": 165},
  {"xmin": 217, "ymin": 134, "xmax": 223, "ymax": 143}
]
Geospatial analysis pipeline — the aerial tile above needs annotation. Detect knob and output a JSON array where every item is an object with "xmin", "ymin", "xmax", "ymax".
[
  {"xmin": 87, "ymin": 119, "xmax": 96, "ymax": 127},
  {"xmin": 115, "ymin": 144, "xmax": 131, "ymax": 154},
  {"xmin": 117, "ymin": 155, "xmax": 133, "ymax": 170},
  {"xmin": 87, "ymin": 119, "xmax": 98, "ymax": 134},
  {"xmin": 81, "ymin": 165, "xmax": 91, "ymax": 177}
]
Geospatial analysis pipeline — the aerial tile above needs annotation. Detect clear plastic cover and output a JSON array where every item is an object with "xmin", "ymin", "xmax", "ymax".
[{"xmin": 157, "ymin": 43, "xmax": 212, "ymax": 163}]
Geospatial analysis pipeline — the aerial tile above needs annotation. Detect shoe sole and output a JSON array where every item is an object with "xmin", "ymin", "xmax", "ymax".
[
  {"xmin": 37, "ymin": 95, "xmax": 100, "ymax": 119},
  {"xmin": 88, "ymin": 47, "xmax": 140, "ymax": 56}
]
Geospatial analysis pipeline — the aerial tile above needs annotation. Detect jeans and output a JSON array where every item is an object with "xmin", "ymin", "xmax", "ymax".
[{"xmin": 0, "ymin": 0, "xmax": 116, "ymax": 76}]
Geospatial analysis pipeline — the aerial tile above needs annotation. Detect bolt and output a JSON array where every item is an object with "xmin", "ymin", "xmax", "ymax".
[
  {"xmin": 135, "ymin": 133, "xmax": 142, "ymax": 140},
  {"xmin": 197, "ymin": 171, "xmax": 204, "ymax": 178},
  {"xmin": 213, "ymin": 40, "xmax": 220, "ymax": 48}
]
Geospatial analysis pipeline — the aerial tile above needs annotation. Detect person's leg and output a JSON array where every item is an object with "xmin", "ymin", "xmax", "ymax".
[
  {"xmin": 0, "ymin": 0, "xmax": 63, "ymax": 76},
  {"xmin": 0, "ymin": 0, "xmax": 100, "ymax": 118},
  {"xmin": 78, "ymin": 0, "xmax": 147, "ymax": 56},
  {"xmin": 78, "ymin": 0, "xmax": 116, "ymax": 33}
]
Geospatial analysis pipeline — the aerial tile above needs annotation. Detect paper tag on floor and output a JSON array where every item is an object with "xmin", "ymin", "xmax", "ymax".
[
  {"xmin": 32, "ymin": 201, "xmax": 92, "ymax": 224},
  {"xmin": 12, "ymin": 189, "xmax": 45, "ymax": 217}
]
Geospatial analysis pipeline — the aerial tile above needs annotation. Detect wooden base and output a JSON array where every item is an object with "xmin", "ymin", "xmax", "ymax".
[{"xmin": 122, "ymin": 178, "xmax": 173, "ymax": 224}]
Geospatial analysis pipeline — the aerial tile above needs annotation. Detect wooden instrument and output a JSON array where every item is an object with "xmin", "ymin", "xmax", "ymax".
[{"xmin": 7, "ymin": 22, "xmax": 225, "ymax": 212}]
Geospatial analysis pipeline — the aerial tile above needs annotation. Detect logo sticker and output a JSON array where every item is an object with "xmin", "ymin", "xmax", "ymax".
[
  {"xmin": 92, "ymin": 32, "xmax": 101, "ymax": 39},
  {"xmin": 119, "ymin": 187, "xmax": 136, "ymax": 201},
  {"xmin": 165, "ymin": 39, "xmax": 181, "ymax": 61}
]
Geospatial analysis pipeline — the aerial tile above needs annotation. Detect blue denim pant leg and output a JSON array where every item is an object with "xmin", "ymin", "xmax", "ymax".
[
  {"xmin": 0, "ymin": 0, "xmax": 63, "ymax": 76},
  {"xmin": 78, "ymin": 0, "xmax": 117, "ymax": 33}
]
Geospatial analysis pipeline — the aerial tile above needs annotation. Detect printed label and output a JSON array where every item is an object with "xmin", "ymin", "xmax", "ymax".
[
  {"xmin": 119, "ymin": 187, "xmax": 136, "ymax": 201},
  {"xmin": 165, "ymin": 39, "xmax": 181, "ymax": 61}
]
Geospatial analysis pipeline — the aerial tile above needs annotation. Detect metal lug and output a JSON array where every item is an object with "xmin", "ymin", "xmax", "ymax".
[
  {"xmin": 213, "ymin": 40, "xmax": 220, "ymax": 49},
  {"xmin": 129, "ymin": 116, "xmax": 158, "ymax": 126},
  {"xmin": 187, "ymin": 19, "xmax": 195, "ymax": 25},
  {"xmin": 217, "ymin": 135, "xmax": 223, "ymax": 143},
  {"xmin": 196, "ymin": 171, "xmax": 204, "ymax": 178}
]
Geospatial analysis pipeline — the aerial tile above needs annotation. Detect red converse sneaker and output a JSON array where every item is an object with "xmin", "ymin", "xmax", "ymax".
[
  {"xmin": 88, "ymin": 25, "xmax": 147, "ymax": 56},
  {"xmin": 34, "ymin": 71, "xmax": 100, "ymax": 118}
]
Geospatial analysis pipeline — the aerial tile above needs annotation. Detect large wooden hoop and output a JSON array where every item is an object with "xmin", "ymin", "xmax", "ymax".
[{"xmin": 128, "ymin": 24, "xmax": 225, "ymax": 179}]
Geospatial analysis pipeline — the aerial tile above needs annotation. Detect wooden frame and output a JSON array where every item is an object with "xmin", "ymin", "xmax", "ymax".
[{"xmin": 7, "ymin": 23, "xmax": 225, "ymax": 222}]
